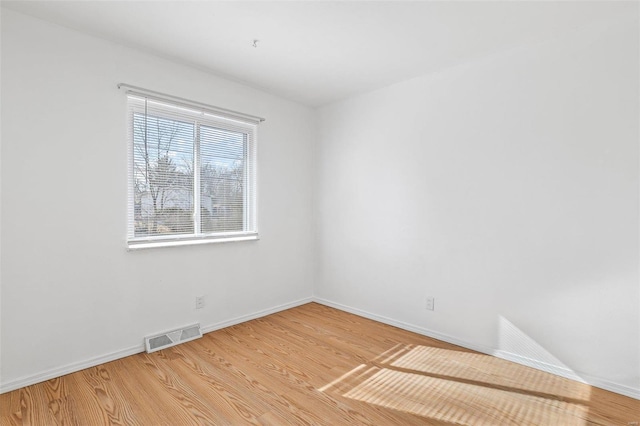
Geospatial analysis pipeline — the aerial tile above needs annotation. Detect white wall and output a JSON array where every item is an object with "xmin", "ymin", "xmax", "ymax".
[
  {"xmin": 316, "ymin": 12, "xmax": 639, "ymax": 396},
  {"xmin": 0, "ymin": 9, "xmax": 315, "ymax": 389}
]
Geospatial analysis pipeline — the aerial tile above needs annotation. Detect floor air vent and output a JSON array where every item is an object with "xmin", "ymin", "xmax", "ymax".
[{"xmin": 145, "ymin": 323, "xmax": 202, "ymax": 353}]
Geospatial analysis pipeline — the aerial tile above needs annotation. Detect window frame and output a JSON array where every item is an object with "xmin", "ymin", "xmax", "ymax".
[{"xmin": 125, "ymin": 93, "xmax": 259, "ymax": 250}]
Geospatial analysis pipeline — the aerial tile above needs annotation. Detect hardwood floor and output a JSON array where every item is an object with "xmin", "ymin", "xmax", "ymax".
[{"xmin": 1, "ymin": 303, "xmax": 638, "ymax": 425}]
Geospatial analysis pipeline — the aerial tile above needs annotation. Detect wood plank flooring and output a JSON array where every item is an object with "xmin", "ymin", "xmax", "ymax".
[{"xmin": 1, "ymin": 303, "xmax": 639, "ymax": 425}]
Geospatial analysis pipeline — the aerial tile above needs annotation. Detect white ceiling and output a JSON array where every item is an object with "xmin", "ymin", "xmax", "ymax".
[{"xmin": 1, "ymin": 1, "xmax": 632, "ymax": 107}]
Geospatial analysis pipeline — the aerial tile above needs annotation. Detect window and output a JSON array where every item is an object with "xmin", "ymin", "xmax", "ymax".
[{"xmin": 125, "ymin": 92, "xmax": 259, "ymax": 249}]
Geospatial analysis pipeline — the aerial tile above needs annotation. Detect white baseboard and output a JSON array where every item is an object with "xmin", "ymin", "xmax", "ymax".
[
  {"xmin": 0, "ymin": 344, "xmax": 145, "ymax": 394},
  {"xmin": 574, "ymin": 372, "xmax": 640, "ymax": 400},
  {"xmin": 200, "ymin": 297, "xmax": 313, "ymax": 334},
  {"xmin": 492, "ymin": 349, "xmax": 586, "ymax": 382},
  {"xmin": 493, "ymin": 349, "xmax": 640, "ymax": 400},
  {"xmin": 0, "ymin": 297, "xmax": 313, "ymax": 394},
  {"xmin": 313, "ymin": 297, "xmax": 640, "ymax": 401},
  {"xmin": 313, "ymin": 297, "xmax": 495, "ymax": 355}
]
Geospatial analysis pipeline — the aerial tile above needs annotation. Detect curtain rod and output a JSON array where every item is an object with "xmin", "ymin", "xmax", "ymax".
[{"xmin": 117, "ymin": 83, "xmax": 265, "ymax": 124}]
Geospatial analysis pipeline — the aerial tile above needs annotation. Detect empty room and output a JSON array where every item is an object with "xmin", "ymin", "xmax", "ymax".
[{"xmin": 1, "ymin": 1, "xmax": 639, "ymax": 425}]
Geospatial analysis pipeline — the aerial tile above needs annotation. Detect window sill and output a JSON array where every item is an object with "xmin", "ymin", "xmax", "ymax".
[{"xmin": 127, "ymin": 234, "xmax": 259, "ymax": 250}]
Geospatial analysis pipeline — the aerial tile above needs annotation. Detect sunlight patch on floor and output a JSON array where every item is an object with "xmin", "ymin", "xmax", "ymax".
[
  {"xmin": 321, "ymin": 341, "xmax": 593, "ymax": 425},
  {"xmin": 391, "ymin": 345, "xmax": 591, "ymax": 401},
  {"xmin": 343, "ymin": 367, "xmax": 588, "ymax": 425}
]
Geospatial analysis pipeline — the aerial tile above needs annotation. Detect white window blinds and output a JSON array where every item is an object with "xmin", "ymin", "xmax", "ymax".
[{"xmin": 125, "ymin": 92, "xmax": 258, "ymax": 248}]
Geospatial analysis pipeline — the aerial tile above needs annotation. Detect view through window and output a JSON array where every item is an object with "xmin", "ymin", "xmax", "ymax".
[{"xmin": 126, "ymin": 95, "xmax": 258, "ymax": 248}]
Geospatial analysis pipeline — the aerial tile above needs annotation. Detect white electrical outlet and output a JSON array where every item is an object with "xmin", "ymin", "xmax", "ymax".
[
  {"xmin": 426, "ymin": 296, "xmax": 435, "ymax": 311},
  {"xmin": 195, "ymin": 295, "xmax": 205, "ymax": 309}
]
